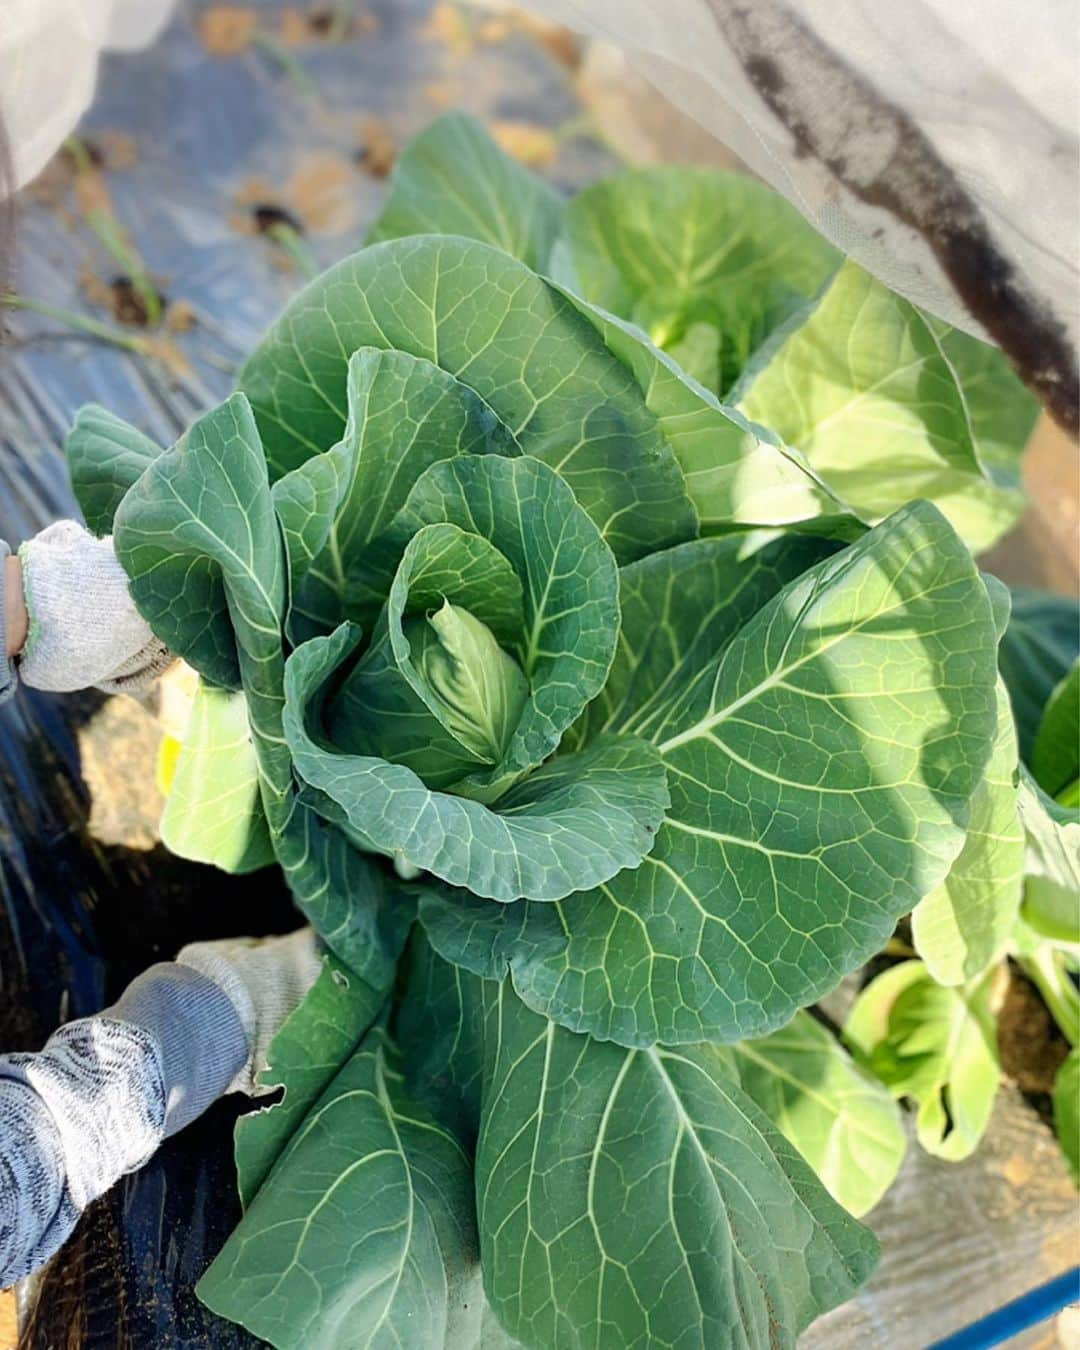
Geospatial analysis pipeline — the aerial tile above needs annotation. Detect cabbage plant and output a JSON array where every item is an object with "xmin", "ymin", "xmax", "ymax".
[{"xmin": 62, "ymin": 115, "xmax": 1073, "ymax": 1349}]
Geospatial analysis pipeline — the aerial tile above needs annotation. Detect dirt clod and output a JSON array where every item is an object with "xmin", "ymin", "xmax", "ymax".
[
  {"xmin": 96, "ymin": 131, "xmax": 139, "ymax": 171},
  {"xmin": 28, "ymin": 133, "xmax": 137, "ymax": 213},
  {"xmin": 528, "ymin": 19, "xmax": 580, "ymax": 70},
  {"xmin": 235, "ymin": 155, "xmax": 356, "ymax": 240},
  {"xmin": 423, "ymin": 79, "xmax": 461, "ymax": 109},
  {"xmin": 354, "ymin": 118, "xmax": 397, "ymax": 178},
  {"xmin": 199, "ymin": 6, "xmax": 258, "ymax": 56},
  {"xmin": 306, "ymin": 7, "xmax": 336, "ymax": 35},
  {"xmin": 108, "ymin": 276, "xmax": 167, "ymax": 328},
  {"xmin": 251, "ymin": 202, "xmax": 306, "ymax": 236},
  {"xmin": 280, "ymin": 5, "xmax": 380, "ymax": 45},
  {"xmin": 165, "ymin": 299, "xmax": 198, "ymax": 333},
  {"xmin": 422, "ymin": 2, "xmax": 474, "ymax": 60},
  {"xmin": 489, "ymin": 119, "xmax": 557, "ymax": 168},
  {"xmin": 477, "ymin": 13, "xmax": 580, "ymax": 69}
]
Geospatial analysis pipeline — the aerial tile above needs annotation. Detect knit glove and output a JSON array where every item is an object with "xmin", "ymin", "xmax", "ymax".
[
  {"xmin": 17, "ymin": 520, "xmax": 173, "ymax": 693},
  {"xmin": 176, "ymin": 929, "xmax": 323, "ymax": 1096}
]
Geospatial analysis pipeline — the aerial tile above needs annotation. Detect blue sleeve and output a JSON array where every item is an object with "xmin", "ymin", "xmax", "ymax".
[{"xmin": 0, "ymin": 963, "xmax": 247, "ymax": 1289}]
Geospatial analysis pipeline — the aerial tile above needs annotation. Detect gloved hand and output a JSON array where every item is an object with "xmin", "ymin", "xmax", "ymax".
[
  {"xmin": 17, "ymin": 520, "xmax": 173, "ymax": 692},
  {"xmin": 0, "ymin": 925, "xmax": 322, "ymax": 1288},
  {"xmin": 176, "ymin": 928, "xmax": 323, "ymax": 1096}
]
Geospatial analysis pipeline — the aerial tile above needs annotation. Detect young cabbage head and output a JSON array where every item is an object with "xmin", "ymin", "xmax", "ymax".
[
  {"xmin": 410, "ymin": 599, "xmax": 529, "ymax": 766},
  {"xmin": 326, "ymin": 594, "xmax": 530, "ymax": 794}
]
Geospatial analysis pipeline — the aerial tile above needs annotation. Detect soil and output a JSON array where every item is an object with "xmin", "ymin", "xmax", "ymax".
[
  {"xmin": 107, "ymin": 276, "xmax": 167, "ymax": 328},
  {"xmin": 517, "ymin": 15, "xmax": 580, "ymax": 70},
  {"xmin": 424, "ymin": 3, "xmax": 579, "ymax": 70},
  {"xmin": 79, "ymin": 269, "xmax": 170, "ymax": 331},
  {"xmin": 76, "ymin": 697, "xmax": 165, "ymax": 852},
  {"xmin": 422, "ymin": 78, "xmax": 462, "ymax": 110},
  {"xmin": 164, "ymin": 299, "xmax": 198, "ymax": 334},
  {"xmin": 0, "ymin": 1291, "xmax": 13, "ymax": 1349},
  {"xmin": 476, "ymin": 12, "xmax": 580, "ymax": 69},
  {"xmin": 284, "ymin": 154, "xmax": 358, "ymax": 232},
  {"xmin": 28, "ymin": 132, "xmax": 137, "ymax": 217},
  {"xmin": 249, "ymin": 202, "xmax": 306, "ymax": 237},
  {"xmin": 234, "ymin": 154, "xmax": 357, "ymax": 238},
  {"xmin": 981, "ymin": 414, "xmax": 1080, "ymax": 595},
  {"xmin": 422, "ymin": 2, "xmax": 474, "ymax": 60},
  {"xmin": 279, "ymin": 6, "xmax": 380, "ymax": 45},
  {"xmin": 488, "ymin": 119, "xmax": 557, "ymax": 169},
  {"xmin": 354, "ymin": 118, "xmax": 397, "ymax": 179},
  {"xmin": 301, "ymin": 7, "xmax": 337, "ymax": 37},
  {"xmin": 198, "ymin": 6, "xmax": 258, "ymax": 56},
  {"xmin": 576, "ymin": 43, "xmax": 744, "ymax": 170},
  {"xmin": 70, "ymin": 165, "xmax": 114, "ymax": 221},
  {"xmin": 998, "ymin": 961, "xmax": 1072, "ymax": 1108},
  {"xmin": 94, "ymin": 133, "xmax": 139, "ymax": 173}
]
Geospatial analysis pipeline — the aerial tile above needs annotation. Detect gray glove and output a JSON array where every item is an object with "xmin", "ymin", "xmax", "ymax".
[
  {"xmin": 177, "ymin": 928, "xmax": 324, "ymax": 1096},
  {"xmin": 17, "ymin": 520, "xmax": 173, "ymax": 693},
  {"xmin": 0, "ymin": 927, "xmax": 321, "ymax": 1288}
]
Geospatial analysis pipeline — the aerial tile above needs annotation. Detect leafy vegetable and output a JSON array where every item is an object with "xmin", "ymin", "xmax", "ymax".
[
  {"xmin": 850, "ymin": 579, "xmax": 1077, "ymax": 1182},
  {"xmin": 367, "ymin": 110, "xmax": 563, "ymax": 272},
  {"xmin": 1033, "ymin": 660, "xmax": 1080, "ymax": 803},
  {"xmin": 1054, "ymin": 1049, "xmax": 1080, "ymax": 1184},
  {"xmin": 911, "ymin": 681, "xmax": 1025, "ymax": 985},
  {"xmin": 239, "ymin": 234, "xmax": 697, "ymax": 564},
  {"xmin": 422, "ymin": 506, "xmax": 999, "ymax": 1046},
  {"xmin": 200, "ymin": 1022, "xmax": 480, "ymax": 1348},
  {"xmin": 473, "ymin": 977, "xmax": 877, "ymax": 1348},
  {"xmin": 112, "ymin": 394, "xmax": 414, "ymax": 989},
  {"xmin": 62, "ymin": 113, "xmax": 1044, "ymax": 1348},
  {"xmin": 547, "ymin": 279, "xmax": 865, "ymax": 539},
  {"xmin": 1018, "ymin": 772, "xmax": 1080, "ymax": 947},
  {"xmin": 235, "ymin": 956, "xmax": 384, "ymax": 1209},
  {"xmin": 410, "ymin": 600, "xmax": 529, "ymax": 765},
  {"xmin": 372, "ymin": 114, "xmax": 1035, "ymax": 551},
  {"xmin": 724, "ymin": 1012, "xmax": 906, "ymax": 1218},
  {"xmin": 203, "ymin": 938, "xmax": 875, "ymax": 1348},
  {"xmin": 932, "ymin": 324, "xmax": 1039, "ymax": 507},
  {"xmin": 377, "ymin": 116, "xmax": 1035, "ymax": 555},
  {"xmin": 159, "ymin": 682, "xmax": 274, "ymax": 873},
  {"xmin": 735, "ymin": 263, "xmax": 1031, "ymax": 552},
  {"xmin": 998, "ymin": 588, "xmax": 1080, "ymax": 764},
  {"xmin": 64, "ymin": 402, "xmax": 162, "ymax": 537},
  {"xmin": 846, "ymin": 961, "xmax": 1001, "ymax": 1162},
  {"xmin": 558, "ymin": 164, "xmax": 839, "ymax": 394}
]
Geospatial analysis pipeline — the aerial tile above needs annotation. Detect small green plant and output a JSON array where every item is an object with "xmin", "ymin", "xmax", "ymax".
[
  {"xmin": 65, "ymin": 114, "xmax": 1076, "ymax": 1348},
  {"xmin": 847, "ymin": 606, "xmax": 1078, "ymax": 1180}
]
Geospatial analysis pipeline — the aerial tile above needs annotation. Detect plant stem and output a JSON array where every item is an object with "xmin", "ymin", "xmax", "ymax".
[
  {"xmin": 1, "ymin": 293, "xmax": 149, "ymax": 354},
  {"xmin": 267, "ymin": 223, "xmax": 319, "ymax": 280},
  {"xmin": 1019, "ymin": 945, "xmax": 1080, "ymax": 1047},
  {"xmin": 87, "ymin": 210, "xmax": 163, "ymax": 328},
  {"xmin": 63, "ymin": 136, "xmax": 162, "ymax": 328},
  {"xmin": 253, "ymin": 31, "xmax": 318, "ymax": 98},
  {"xmin": 62, "ymin": 135, "xmax": 95, "ymax": 175}
]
